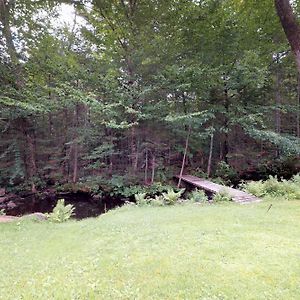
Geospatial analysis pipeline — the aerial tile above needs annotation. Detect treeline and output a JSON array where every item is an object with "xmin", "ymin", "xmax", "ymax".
[{"xmin": 0, "ymin": 0, "xmax": 300, "ymax": 192}]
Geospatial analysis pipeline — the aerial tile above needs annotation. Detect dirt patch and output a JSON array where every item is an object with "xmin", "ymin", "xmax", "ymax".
[{"xmin": 0, "ymin": 216, "xmax": 18, "ymax": 223}]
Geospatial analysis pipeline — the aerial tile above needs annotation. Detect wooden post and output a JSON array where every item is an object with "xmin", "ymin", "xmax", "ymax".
[{"xmin": 178, "ymin": 126, "xmax": 191, "ymax": 188}]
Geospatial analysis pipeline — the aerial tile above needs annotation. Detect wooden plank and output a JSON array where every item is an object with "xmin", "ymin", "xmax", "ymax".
[{"xmin": 176, "ymin": 175, "xmax": 260, "ymax": 203}]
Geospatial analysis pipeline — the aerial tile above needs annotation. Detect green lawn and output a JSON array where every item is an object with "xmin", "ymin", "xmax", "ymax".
[{"xmin": 0, "ymin": 200, "xmax": 300, "ymax": 300}]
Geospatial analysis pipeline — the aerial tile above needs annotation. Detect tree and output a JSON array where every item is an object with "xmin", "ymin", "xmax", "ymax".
[{"xmin": 274, "ymin": 0, "xmax": 300, "ymax": 74}]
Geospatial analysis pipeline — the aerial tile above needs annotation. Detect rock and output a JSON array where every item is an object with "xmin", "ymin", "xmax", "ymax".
[
  {"xmin": 24, "ymin": 212, "xmax": 48, "ymax": 221},
  {"xmin": 0, "ymin": 188, "xmax": 5, "ymax": 197},
  {"xmin": 92, "ymin": 194, "xmax": 101, "ymax": 202},
  {"xmin": 7, "ymin": 201, "xmax": 17, "ymax": 209},
  {"xmin": 0, "ymin": 197, "xmax": 7, "ymax": 204},
  {"xmin": 32, "ymin": 212, "xmax": 48, "ymax": 221}
]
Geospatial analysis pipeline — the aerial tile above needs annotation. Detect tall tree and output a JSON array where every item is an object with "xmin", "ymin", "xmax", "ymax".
[{"xmin": 275, "ymin": 0, "xmax": 300, "ymax": 74}]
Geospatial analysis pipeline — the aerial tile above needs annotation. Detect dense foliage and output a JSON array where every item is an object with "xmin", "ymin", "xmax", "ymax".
[
  {"xmin": 243, "ymin": 174, "xmax": 300, "ymax": 200},
  {"xmin": 1, "ymin": 0, "xmax": 300, "ymax": 192}
]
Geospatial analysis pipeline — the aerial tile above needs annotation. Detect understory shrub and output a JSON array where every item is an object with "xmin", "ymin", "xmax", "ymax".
[
  {"xmin": 149, "ymin": 195, "xmax": 165, "ymax": 207},
  {"xmin": 134, "ymin": 193, "xmax": 148, "ymax": 206},
  {"xmin": 106, "ymin": 180, "xmax": 175, "ymax": 199},
  {"xmin": 291, "ymin": 174, "xmax": 300, "ymax": 184},
  {"xmin": 47, "ymin": 199, "xmax": 75, "ymax": 223},
  {"xmin": 215, "ymin": 161, "xmax": 238, "ymax": 185},
  {"xmin": 243, "ymin": 175, "xmax": 300, "ymax": 200},
  {"xmin": 134, "ymin": 188, "xmax": 185, "ymax": 206},
  {"xmin": 211, "ymin": 177, "xmax": 227, "ymax": 186},
  {"xmin": 162, "ymin": 188, "xmax": 185, "ymax": 205},
  {"xmin": 189, "ymin": 189, "xmax": 208, "ymax": 203},
  {"xmin": 192, "ymin": 168, "xmax": 209, "ymax": 179},
  {"xmin": 213, "ymin": 190, "xmax": 233, "ymax": 202}
]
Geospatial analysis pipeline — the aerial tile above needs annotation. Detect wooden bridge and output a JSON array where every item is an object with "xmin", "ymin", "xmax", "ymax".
[{"xmin": 177, "ymin": 175, "xmax": 260, "ymax": 204}]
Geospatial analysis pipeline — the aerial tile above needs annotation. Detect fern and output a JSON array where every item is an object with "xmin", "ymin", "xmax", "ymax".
[
  {"xmin": 189, "ymin": 189, "xmax": 208, "ymax": 203},
  {"xmin": 162, "ymin": 188, "xmax": 185, "ymax": 205},
  {"xmin": 149, "ymin": 195, "xmax": 165, "ymax": 207},
  {"xmin": 243, "ymin": 175, "xmax": 300, "ymax": 200},
  {"xmin": 213, "ymin": 190, "xmax": 233, "ymax": 202},
  {"xmin": 134, "ymin": 193, "xmax": 148, "ymax": 206},
  {"xmin": 47, "ymin": 199, "xmax": 75, "ymax": 223}
]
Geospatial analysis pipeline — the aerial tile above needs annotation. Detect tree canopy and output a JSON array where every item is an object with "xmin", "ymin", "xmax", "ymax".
[{"xmin": 0, "ymin": 0, "xmax": 300, "ymax": 191}]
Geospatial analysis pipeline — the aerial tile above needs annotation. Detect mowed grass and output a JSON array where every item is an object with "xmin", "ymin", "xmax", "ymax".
[{"xmin": 0, "ymin": 201, "xmax": 300, "ymax": 300}]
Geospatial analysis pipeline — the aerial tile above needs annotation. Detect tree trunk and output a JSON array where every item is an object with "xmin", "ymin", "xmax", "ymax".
[
  {"xmin": 223, "ymin": 76, "xmax": 230, "ymax": 163},
  {"xmin": 144, "ymin": 149, "xmax": 148, "ymax": 184},
  {"xmin": 178, "ymin": 126, "xmax": 191, "ymax": 188},
  {"xmin": 274, "ymin": 0, "xmax": 300, "ymax": 74},
  {"xmin": 25, "ymin": 132, "xmax": 37, "ymax": 192},
  {"xmin": 275, "ymin": 66, "xmax": 282, "ymax": 134},
  {"xmin": 72, "ymin": 105, "xmax": 79, "ymax": 183},
  {"xmin": 0, "ymin": 0, "xmax": 19, "ymax": 66},
  {"xmin": 60, "ymin": 108, "xmax": 69, "ymax": 181},
  {"xmin": 275, "ymin": 57, "xmax": 282, "ymax": 157},
  {"xmin": 297, "ymin": 74, "xmax": 300, "ymax": 137},
  {"xmin": 109, "ymin": 133, "xmax": 114, "ymax": 176},
  {"xmin": 207, "ymin": 133, "xmax": 214, "ymax": 177},
  {"xmin": 151, "ymin": 155, "xmax": 155, "ymax": 184},
  {"xmin": 130, "ymin": 127, "xmax": 138, "ymax": 172},
  {"xmin": 72, "ymin": 141, "xmax": 78, "ymax": 183}
]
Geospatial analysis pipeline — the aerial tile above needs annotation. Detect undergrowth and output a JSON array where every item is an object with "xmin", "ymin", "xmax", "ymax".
[
  {"xmin": 189, "ymin": 189, "xmax": 208, "ymax": 203},
  {"xmin": 213, "ymin": 190, "xmax": 233, "ymax": 202},
  {"xmin": 134, "ymin": 188, "xmax": 185, "ymax": 206},
  {"xmin": 243, "ymin": 174, "xmax": 300, "ymax": 200},
  {"xmin": 47, "ymin": 199, "xmax": 75, "ymax": 223}
]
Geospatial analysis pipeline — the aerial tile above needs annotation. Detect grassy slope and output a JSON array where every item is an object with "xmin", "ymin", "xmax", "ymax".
[{"xmin": 0, "ymin": 201, "xmax": 299, "ymax": 300}]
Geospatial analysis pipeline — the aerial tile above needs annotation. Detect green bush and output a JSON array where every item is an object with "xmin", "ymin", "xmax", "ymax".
[
  {"xmin": 134, "ymin": 188, "xmax": 185, "ymax": 207},
  {"xmin": 47, "ymin": 199, "xmax": 75, "ymax": 223},
  {"xmin": 292, "ymin": 174, "xmax": 300, "ymax": 184},
  {"xmin": 192, "ymin": 168, "xmax": 208, "ymax": 179},
  {"xmin": 189, "ymin": 189, "xmax": 208, "ymax": 203},
  {"xmin": 149, "ymin": 195, "xmax": 165, "ymax": 207},
  {"xmin": 134, "ymin": 193, "xmax": 148, "ymax": 206},
  {"xmin": 215, "ymin": 161, "xmax": 238, "ymax": 184},
  {"xmin": 243, "ymin": 175, "xmax": 300, "ymax": 200},
  {"xmin": 211, "ymin": 177, "xmax": 227, "ymax": 186},
  {"xmin": 242, "ymin": 180, "xmax": 265, "ymax": 197},
  {"xmin": 120, "ymin": 183, "xmax": 175, "ymax": 199},
  {"xmin": 162, "ymin": 188, "xmax": 185, "ymax": 205},
  {"xmin": 146, "ymin": 182, "xmax": 175, "ymax": 196},
  {"xmin": 55, "ymin": 183, "xmax": 93, "ymax": 193},
  {"xmin": 0, "ymin": 209, "xmax": 5, "ymax": 216},
  {"xmin": 263, "ymin": 176, "xmax": 286, "ymax": 196},
  {"xmin": 213, "ymin": 190, "xmax": 233, "ymax": 202}
]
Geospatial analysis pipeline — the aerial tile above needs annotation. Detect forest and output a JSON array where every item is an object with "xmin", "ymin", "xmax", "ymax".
[
  {"xmin": 1, "ymin": 0, "xmax": 300, "ymax": 215},
  {"xmin": 1, "ymin": 1, "xmax": 300, "ymax": 299}
]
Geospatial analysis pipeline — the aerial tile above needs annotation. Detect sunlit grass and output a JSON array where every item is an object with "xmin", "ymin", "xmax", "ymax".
[{"xmin": 0, "ymin": 200, "xmax": 300, "ymax": 299}]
